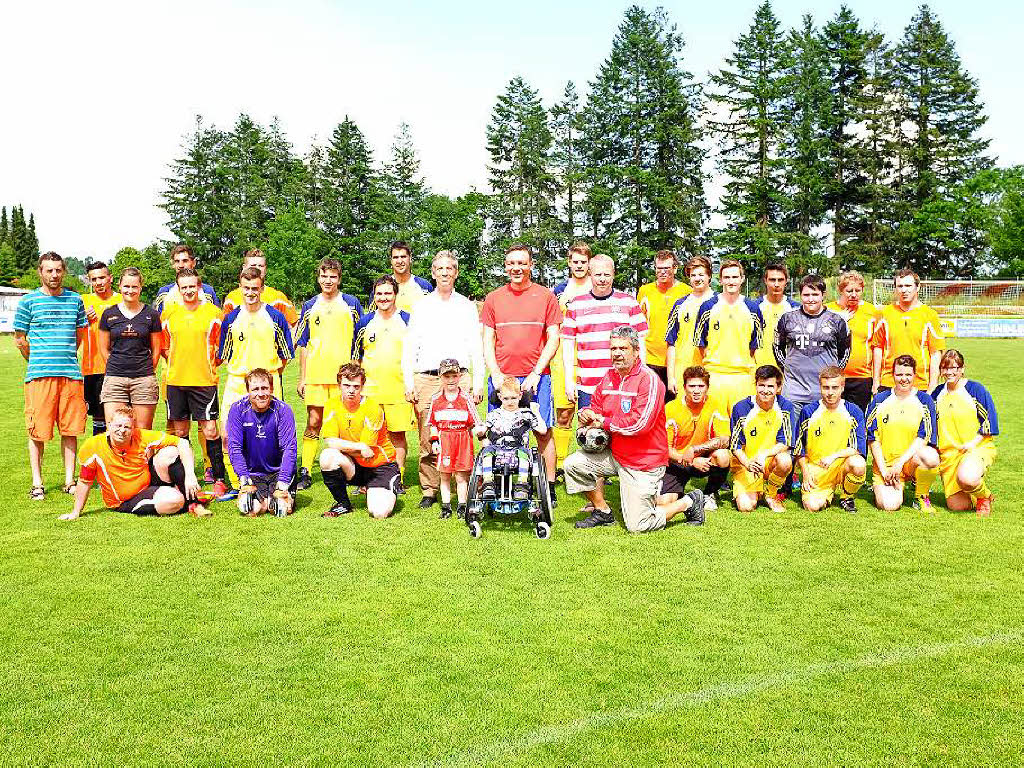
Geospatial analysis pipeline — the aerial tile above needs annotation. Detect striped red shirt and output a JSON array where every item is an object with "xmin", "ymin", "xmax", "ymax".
[{"xmin": 561, "ymin": 290, "xmax": 649, "ymax": 395}]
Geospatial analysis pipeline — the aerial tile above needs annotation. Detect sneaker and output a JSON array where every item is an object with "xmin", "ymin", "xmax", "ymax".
[
  {"xmin": 418, "ymin": 495, "xmax": 436, "ymax": 510},
  {"xmin": 216, "ymin": 487, "xmax": 238, "ymax": 502},
  {"xmin": 575, "ymin": 507, "xmax": 615, "ymax": 528},
  {"xmin": 457, "ymin": 503, "xmax": 467, "ymax": 520},
  {"xmin": 211, "ymin": 479, "xmax": 229, "ymax": 499},
  {"xmin": 513, "ymin": 483, "xmax": 530, "ymax": 501},
  {"xmin": 188, "ymin": 502, "xmax": 213, "ymax": 518},
  {"xmin": 203, "ymin": 467, "xmax": 215, "ymax": 484},
  {"xmin": 295, "ymin": 468, "xmax": 313, "ymax": 491},
  {"xmin": 839, "ymin": 497, "xmax": 857, "ymax": 514},
  {"xmin": 684, "ymin": 489, "xmax": 705, "ymax": 525},
  {"xmin": 322, "ymin": 501, "xmax": 351, "ymax": 517},
  {"xmin": 439, "ymin": 504, "xmax": 453, "ymax": 519},
  {"xmin": 912, "ymin": 495, "xmax": 933, "ymax": 512},
  {"xmin": 975, "ymin": 495, "xmax": 992, "ymax": 516},
  {"xmin": 765, "ymin": 494, "xmax": 786, "ymax": 514},
  {"xmin": 791, "ymin": 478, "xmax": 802, "ymax": 492},
  {"xmin": 395, "ymin": 479, "xmax": 406, "ymax": 496},
  {"xmin": 704, "ymin": 494, "xmax": 718, "ymax": 512}
]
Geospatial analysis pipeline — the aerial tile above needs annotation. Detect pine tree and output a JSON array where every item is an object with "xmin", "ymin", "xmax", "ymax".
[
  {"xmin": 485, "ymin": 76, "xmax": 560, "ymax": 279},
  {"xmin": 10, "ymin": 205, "xmax": 31, "ymax": 273},
  {"xmin": 550, "ymin": 81, "xmax": 584, "ymax": 253},
  {"xmin": 581, "ymin": 5, "xmax": 706, "ymax": 289},
  {"xmin": 0, "ymin": 242, "xmax": 17, "ymax": 286},
  {"xmin": 709, "ymin": 1, "xmax": 792, "ymax": 272},
  {"xmin": 0, "ymin": 207, "xmax": 8, "ymax": 247},
  {"xmin": 26, "ymin": 213, "xmax": 39, "ymax": 265},
  {"xmin": 378, "ymin": 122, "xmax": 428, "ymax": 250},
  {"xmin": 889, "ymin": 4, "xmax": 992, "ymax": 276}
]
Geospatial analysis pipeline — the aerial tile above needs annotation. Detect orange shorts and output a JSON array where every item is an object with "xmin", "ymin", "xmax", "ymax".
[{"xmin": 24, "ymin": 377, "xmax": 87, "ymax": 441}]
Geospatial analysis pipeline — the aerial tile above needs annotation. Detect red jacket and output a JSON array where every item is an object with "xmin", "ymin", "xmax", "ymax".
[{"xmin": 591, "ymin": 359, "xmax": 668, "ymax": 471}]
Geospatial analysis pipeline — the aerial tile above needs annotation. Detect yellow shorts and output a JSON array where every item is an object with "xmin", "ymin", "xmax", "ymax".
[
  {"xmin": 939, "ymin": 443, "xmax": 996, "ymax": 497},
  {"xmin": 801, "ymin": 458, "xmax": 846, "ymax": 506},
  {"xmin": 709, "ymin": 372, "xmax": 754, "ymax": 422},
  {"xmin": 222, "ymin": 372, "xmax": 284, "ymax": 426},
  {"xmin": 871, "ymin": 457, "xmax": 915, "ymax": 488},
  {"xmin": 550, "ymin": 346, "xmax": 575, "ymax": 410},
  {"xmin": 304, "ymin": 383, "xmax": 339, "ymax": 408},
  {"xmin": 381, "ymin": 401, "xmax": 416, "ymax": 432},
  {"xmin": 731, "ymin": 455, "xmax": 784, "ymax": 497}
]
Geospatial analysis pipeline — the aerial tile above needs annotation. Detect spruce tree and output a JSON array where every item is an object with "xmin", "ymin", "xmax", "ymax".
[
  {"xmin": 26, "ymin": 213, "xmax": 39, "ymax": 265},
  {"xmin": 709, "ymin": 1, "xmax": 792, "ymax": 273},
  {"xmin": 0, "ymin": 207, "xmax": 8, "ymax": 247},
  {"xmin": 379, "ymin": 122, "xmax": 428, "ymax": 251},
  {"xmin": 550, "ymin": 81, "xmax": 584, "ymax": 254},
  {"xmin": 10, "ymin": 205, "xmax": 31, "ymax": 273},
  {"xmin": 581, "ymin": 5, "xmax": 706, "ymax": 289}
]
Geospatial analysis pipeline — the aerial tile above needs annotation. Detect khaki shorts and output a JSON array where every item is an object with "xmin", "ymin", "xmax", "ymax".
[
  {"xmin": 382, "ymin": 401, "xmax": 415, "ymax": 432},
  {"xmin": 563, "ymin": 449, "xmax": 666, "ymax": 533},
  {"xmin": 100, "ymin": 374, "xmax": 160, "ymax": 405},
  {"xmin": 24, "ymin": 377, "xmax": 87, "ymax": 441}
]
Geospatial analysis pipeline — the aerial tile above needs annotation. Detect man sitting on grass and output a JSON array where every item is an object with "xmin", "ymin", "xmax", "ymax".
[{"xmin": 60, "ymin": 405, "xmax": 206, "ymax": 520}]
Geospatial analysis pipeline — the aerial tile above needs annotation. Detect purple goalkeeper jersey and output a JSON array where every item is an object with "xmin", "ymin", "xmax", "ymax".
[{"xmin": 225, "ymin": 397, "xmax": 298, "ymax": 483}]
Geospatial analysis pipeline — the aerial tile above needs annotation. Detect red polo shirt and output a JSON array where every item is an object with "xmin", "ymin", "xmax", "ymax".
[
  {"xmin": 480, "ymin": 282, "xmax": 562, "ymax": 376},
  {"xmin": 591, "ymin": 359, "xmax": 668, "ymax": 471}
]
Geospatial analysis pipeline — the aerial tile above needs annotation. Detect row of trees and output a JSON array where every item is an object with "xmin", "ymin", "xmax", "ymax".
[
  {"xmin": 143, "ymin": 3, "xmax": 1020, "ymax": 300},
  {"xmin": 0, "ymin": 205, "xmax": 41, "ymax": 286}
]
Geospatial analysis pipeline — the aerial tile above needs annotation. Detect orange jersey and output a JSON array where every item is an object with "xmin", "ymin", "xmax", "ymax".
[
  {"xmin": 827, "ymin": 300, "xmax": 879, "ymax": 378},
  {"xmin": 161, "ymin": 302, "xmax": 222, "ymax": 386},
  {"xmin": 665, "ymin": 397, "xmax": 729, "ymax": 451},
  {"xmin": 80, "ymin": 292, "xmax": 121, "ymax": 375},
  {"xmin": 321, "ymin": 396, "xmax": 396, "ymax": 467},
  {"xmin": 78, "ymin": 429, "xmax": 180, "ymax": 508},
  {"xmin": 871, "ymin": 303, "xmax": 945, "ymax": 389}
]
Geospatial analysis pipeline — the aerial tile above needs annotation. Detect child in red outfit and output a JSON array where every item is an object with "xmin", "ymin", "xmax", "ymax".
[{"xmin": 428, "ymin": 359, "xmax": 479, "ymax": 519}]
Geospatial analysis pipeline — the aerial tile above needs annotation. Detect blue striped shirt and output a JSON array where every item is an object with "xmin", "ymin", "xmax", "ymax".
[{"xmin": 14, "ymin": 289, "xmax": 88, "ymax": 382}]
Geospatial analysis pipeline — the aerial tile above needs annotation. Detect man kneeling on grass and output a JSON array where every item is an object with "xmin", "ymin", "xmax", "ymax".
[
  {"xmin": 319, "ymin": 362, "xmax": 402, "ymax": 519},
  {"xmin": 60, "ymin": 405, "xmax": 206, "ymax": 520},
  {"xmin": 565, "ymin": 326, "xmax": 705, "ymax": 532}
]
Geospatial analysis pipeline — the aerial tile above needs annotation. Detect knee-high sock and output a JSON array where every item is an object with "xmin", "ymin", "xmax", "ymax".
[
  {"xmin": 225, "ymin": 460, "xmax": 239, "ymax": 488},
  {"xmin": 322, "ymin": 468, "xmax": 351, "ymax": 507},
  {"xmin": 765, "ymin": 463, "xmax": 789, "ymax": 497},
  {"xmin": 165, "ymin": 457, "xmax": 188, "ymax": 496},
  {"xmin": 92, "ymin": 418, "xmax": 107, "ymax": 436},
  {"xmin": 914, "ymin": 465, "xmax": 938, "ymax": 498},
  {"xmin": 206, "ymin": 439, "xmax": 226, "ymax": 482},
  {"xmin": 705, "ymin": 466, "xmax": 728, "ymax": 496},
  {"xmin": 839, "ymin": 469, "xmax": 866, "ymax": 499},
  {"xmin": 553, "ymin": 426, "xmax": 573, "ymax": 469},
  {"xmin": 969, "ymin": 477, "xmax": 992, "ymax": 502},
  {"xmin": 198, "ymin": 429, "xmax": 211, "ymax": 471},
  {"xmin": 301, "ymin": 437, "xmax": 319, "ymax": 472}
]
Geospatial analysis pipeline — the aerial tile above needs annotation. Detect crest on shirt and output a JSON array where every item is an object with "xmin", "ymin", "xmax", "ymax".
[{"xmin": 621, "ymin": 398, "xmax": 631, "ymax": 413}]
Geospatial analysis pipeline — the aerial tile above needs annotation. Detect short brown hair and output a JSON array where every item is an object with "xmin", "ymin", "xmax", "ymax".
[
  {"xmin": 499, "ymin": 376, "xmax": 522, "ymax": 396},
  {"xmin": 505, "ymin": 243, "xmax": 532, "ymax": 257},
  {"xmin": 894, "ymin": 268, "xmax": 920, "ymax": 286},
  {"xmin": 655, "ymin": 249, "xmax": 677, "ymax": 264},
  {"xmin": 239, "ymin": 266, "xmax": 264, "ymax": 284},
  {"xmin": 38, "ymin": 251, "xmax": 64, "ymax": 269},
  {"xmin": 764, "ymin": 262, "xmax": 788, "ymax": 279},
  {"xmin": 243, "ymin": 248, "xmax": 265, "ymax": 261},
  {"xmin": 568, "ymin": 242, "xmax": 592, "ymax": 259},
  {"xmin": 893, "ymin": 354, "xmax": 917, "ymax": 373},
  {"xmin": 244, "ymin": 368, "xmax": 274, "ymax": 391},
  {"xmin": 175, "ymin": 267, "xmax": 200, "ymax": 286},
  {"xmin": 837, "ymin": 271, "xmax": 865, "ymax": 292},
  {"xmin": 318, "ymin": 258, "xmax": 341, "ymax": 276},
  {"xmin": 170, "ymin": 244, "xmax": 195, "ymax": 260},
  {"xmin": 682, "ymin": 365, "xmax": 710, "ymax": 386},
  {"xmin": 337, "ymin": 362, "xmax": 366, "ymax": 384},
  {"xmin": 119, "ymin": 267, "xmax": 144, "ymax": 285},
  {"xmin": 110, "ymin": 404, "xmax": 135, "ymax": 422},
  {"xmin": 684, "ymin": 255, "xmax": 712, "ymax": 278},
  {"xmin": 819, "ymin": 365, "xmax": 845, "ymax": 382},
  {"xmin": 754, "ymin": 364, "xmax": 782, "ymax": 384},
  {"xmin": 800, "ymin": 274, "xmax": 826, "ymax": 294},
  {"xmin": 939, "ymin": 349, "xmax": 965, "ymax": 369},
  {"xmin": 720, "ymin": 259, "xmax": 744, "ymax": 277}
]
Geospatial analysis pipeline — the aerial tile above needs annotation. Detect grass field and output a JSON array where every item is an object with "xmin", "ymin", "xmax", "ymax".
[{"xmin": 1, "ymin": 337, "xmax": 1022, "ymax": 765}]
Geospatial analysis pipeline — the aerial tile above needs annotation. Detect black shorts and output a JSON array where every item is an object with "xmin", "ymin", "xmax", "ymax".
[
  {"xmin": 350, "ymin": 461, "xmax": 402, "ymax": 493},
  {"xmin": 166, "ymin": 385, "xmax": 219, "ymax": 422},
  {"xmin": 116, "ymin": 485, "xmax": 163, "ymax": 515},
  {"xmin": 843, "ymin": 377, "xmax": 872, "ymax": 414},
  {"xmin": 660, "ymin": 464, "xmax": 710, "ymax": 496},
  {"xmin": 84, "ymin": 374, "xmax": 105, "ymax": 419}
]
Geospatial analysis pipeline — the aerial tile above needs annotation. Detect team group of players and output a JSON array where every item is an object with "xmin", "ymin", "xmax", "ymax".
[{"xmin": 14, "ymin": 239, "xmax": 998, "ymax": 523}]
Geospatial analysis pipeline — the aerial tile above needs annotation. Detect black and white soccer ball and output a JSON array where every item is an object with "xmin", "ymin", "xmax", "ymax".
[{"xmin": 576, "ymin": 426, "xmax": 610, "ymax": 453}]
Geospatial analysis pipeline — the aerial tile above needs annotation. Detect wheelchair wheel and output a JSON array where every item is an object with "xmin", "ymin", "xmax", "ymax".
[
  {"xmin": 468, "ymin": 520, "xmax": 482, "ymax": 538},
  {"xmin": 535, "ymin": 521, "xmax": 551, "ymax": 539},
  {"xmin": 532, "ymin": 450, "xmax": 554, "ymax": 526},
  {"xmin": 465, "ymin": 451, "xmax": 486, "ymax": 528}
]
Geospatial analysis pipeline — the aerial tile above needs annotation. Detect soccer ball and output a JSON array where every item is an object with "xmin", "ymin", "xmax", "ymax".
[{"xmin": 576, "ymin": 426, "xmax": 610, "ymax": 453}]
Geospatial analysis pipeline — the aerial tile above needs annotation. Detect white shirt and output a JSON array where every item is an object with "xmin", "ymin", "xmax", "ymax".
[{"xmin": 401, "ymin": 290, "xmax": 485, "ymax": 391}]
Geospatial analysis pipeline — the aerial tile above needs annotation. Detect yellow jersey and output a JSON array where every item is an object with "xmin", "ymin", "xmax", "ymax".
[
  {"xmin": 930, "ymin": 380, "xmax": 998, "ymax": 453},
  {"xmin": 218, "ymin": 305, "xmax": 293, "ymax": 377},
  {"xmin": 153, "ymin": 282, "xmax": 219, "ymax": 313},
  {"xmin": 638, "ymin": 281, "xmax": 691, "ymax": 367},
  {"xmin": 865, "ymin": 389, "xmax": 937, "ymax": 464},
  {"xmin": 321, "ymin": 396, "xmax": 396, "ymax": 467},
  {"xmin": 81, "ymin": 292, "xmax": 121, "ymax": 376},
  {"xmin": 355, "ymin": 310, "xmax": 411, "ymax": 404},
  {"xmin": 694, "ymin": 296, "xmax": 765, "ymax": 376},
  {"xmin": 161, "ymin": 302, "xmax": 222, "ymax": 386},
  {"xmin": 392, "ymin": 275, "xmax": 433, "ymax": 314},
  {"xmin": 665, "ymin": 291, "xmax": 713, "ymax": 373},
  {"xmin": 729, "ymin": 395, "xmax": 798, "ymax": 456},
  {"xmin": 294, "ymin": 293, "xmax": 363, "ymax": 386},
  {"xmin": 871, "ymin": 303, "xmax": 944, "ymax": 389},
  {"xmin": 223, "ymin": 285, "xmax": 298, "ymax": 326},
  {"xmin": 665, "ymin": 397, "xmax": 729, "ymax": 451},
  {"xmin": 797, "ymin": 400, "xmax": 867, "ymax": 461},
  {"xmin": 754, "ymin": 296, "xmax": 799, "ymax": 367},
  {"xmin": 827, "ymin": 300, "xmax": 879, "ymax": 378}
]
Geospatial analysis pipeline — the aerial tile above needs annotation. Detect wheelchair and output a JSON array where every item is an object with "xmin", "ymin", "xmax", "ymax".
[{"xmin": 465, "ymin": 445, "xmax": 554, "ymax": 539}]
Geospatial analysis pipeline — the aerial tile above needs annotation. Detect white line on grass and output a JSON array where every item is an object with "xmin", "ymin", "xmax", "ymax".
[{"xmin": 419, "ymin": 630, "xmax": 1022, "ymax": 767}]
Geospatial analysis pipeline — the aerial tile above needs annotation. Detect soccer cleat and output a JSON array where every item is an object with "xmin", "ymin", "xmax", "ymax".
[
  {"xmin": 294, "ymin": 468, "xmax": 313, "ymax": 491},
  {"xmin": 839, "ymin": 497, "xmax": 857, "ymax": 514},
  {"xmin": 203, "ymin": 467, "xmax": 215, "ymax": 484},
  {"xmin": 703, "ymin": 494, "xmax": 718, "ymax": 512},
  {"xmin": 457, "ymin": 503, "xmax": 467, "ymax": 520},
  {"xmin": 210, "ymin": 479, "xmax": 229, "ymax": 499},
  {"xmin": 322, "ymin": 501, "xmax": 351, "ymax": 518},
  {"xmin": 438, "ymin": 504, "xmax": 453, "ymax": 520},
  {"xmin": 575, "ymin": 507, "xmax": 615, "ymax": 528},
  {"xmin": 912, "ymin": 495, "xmax": 933, "ymax": 512},
  {"xmin": 188, "ymin": 502, "xmax": 213, "ymax": 518},
  {"xmin": 418, "ymin": 495, "xmax": 436, "ymax": 510},
  {"xmin": 975, "ymin": 495, "xmax": 993, "ymax": 516},
  {"xmin": 513, "ymin": 483, "xmax": 530, "ymax": 501},
  {"xmin": 215, "ymin": 486, "xmax": 238, "ymax": 502},
  {"xmin": 765, "ymin": 494, "xmax": 786, "ymax": 514},
  {"xmin": 684, "ymin": 489, "xmax": 705, "ymax": 525}
]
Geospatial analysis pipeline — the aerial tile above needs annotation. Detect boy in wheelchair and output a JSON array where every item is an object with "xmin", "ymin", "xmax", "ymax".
[{"xmin": 473, "ymin": 377, "xmax": 547, "ymax": 502}]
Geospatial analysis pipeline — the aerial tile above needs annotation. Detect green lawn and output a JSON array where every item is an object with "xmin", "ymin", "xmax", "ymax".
[{"xmin": 1, "ymin": 337, "xmax": 1022, "ymax": 765}]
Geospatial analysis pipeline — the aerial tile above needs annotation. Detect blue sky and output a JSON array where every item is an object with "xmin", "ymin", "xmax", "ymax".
[{"xmin": 2, "ymin": 0, "xmax": 1019, "ymax": 261}]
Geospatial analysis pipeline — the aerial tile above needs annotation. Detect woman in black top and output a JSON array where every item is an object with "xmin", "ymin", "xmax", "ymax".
[{"xmin": 98, "ymin": 268, "xmax": 163, "ymax": 428}]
